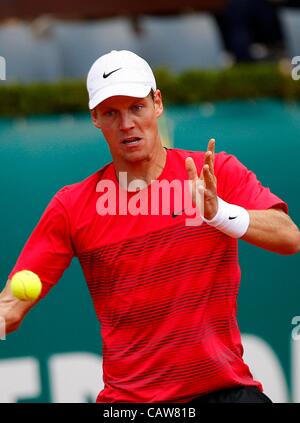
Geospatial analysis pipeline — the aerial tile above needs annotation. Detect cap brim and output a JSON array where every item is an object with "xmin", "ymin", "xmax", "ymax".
[{"xmin": 89, "ymin": 84, "xmax": 152, "ymax": 109}]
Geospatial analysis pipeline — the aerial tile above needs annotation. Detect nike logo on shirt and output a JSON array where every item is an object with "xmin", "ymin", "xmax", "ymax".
[{"xmin": 172, "ymin": 209, "xmax": 185, "ymax": 218}]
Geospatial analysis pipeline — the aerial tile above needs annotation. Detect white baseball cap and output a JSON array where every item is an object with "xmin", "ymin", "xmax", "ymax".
[{"xmin": 87, "ymin": 50, "xmax": 157, "ymax": 109}]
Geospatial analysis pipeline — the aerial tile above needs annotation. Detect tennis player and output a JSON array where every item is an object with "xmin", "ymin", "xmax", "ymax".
[{"xmin": 1, "ymin": 50, "xmax": 299, "ymax": 403}]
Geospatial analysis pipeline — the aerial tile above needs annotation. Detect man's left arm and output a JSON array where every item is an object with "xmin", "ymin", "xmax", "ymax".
[
  {"xmin": 186, "ymin": 139, "xmax": 300, "ymax": 256},
  {"xmin": 241, "ymin": 208, "xmax": 300, "ymax": 255}
]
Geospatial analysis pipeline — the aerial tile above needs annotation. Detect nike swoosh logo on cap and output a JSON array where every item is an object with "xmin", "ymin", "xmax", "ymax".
[
  {"xmin": 103, "ymin": 68, "xmax": 122, "ymax": 78},
  {"xmin": 229, "ymin": 216, "xmax": 238, "ymax": 220}
]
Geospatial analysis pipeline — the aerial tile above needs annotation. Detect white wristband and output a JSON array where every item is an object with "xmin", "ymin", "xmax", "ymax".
[{"xmin": 202, "ymin": 196, "xmax": 250, "ymax": 239}]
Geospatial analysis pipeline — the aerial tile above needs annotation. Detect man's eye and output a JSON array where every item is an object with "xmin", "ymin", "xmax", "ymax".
[
  {"xmin": 132, "ymin": 104, "xmax": 144, "ymax": 112},
  {"xmin": 104, "ymin": 110, "xmax": 115, "ymax": 117}
]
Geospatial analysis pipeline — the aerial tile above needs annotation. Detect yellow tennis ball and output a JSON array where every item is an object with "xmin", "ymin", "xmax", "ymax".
[{"xmin": 11, "ymin": 270, "xmax": 42, "ymax": 301}]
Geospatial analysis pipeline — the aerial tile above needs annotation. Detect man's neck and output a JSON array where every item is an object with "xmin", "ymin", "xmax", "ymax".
[{"xmin": 114, "ymin": 145, "xmax": 167, "ymax": 191}]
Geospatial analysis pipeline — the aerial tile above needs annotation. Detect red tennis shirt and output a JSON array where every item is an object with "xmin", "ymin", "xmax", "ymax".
[{"xmin": 9, "ymin": 148, "xmax": 288, "ymax": 402}]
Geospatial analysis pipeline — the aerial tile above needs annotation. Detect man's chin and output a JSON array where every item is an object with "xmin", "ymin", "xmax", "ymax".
[{"xmin": 123, "ymin": 151, "xmax": 149, "ymax": 163}]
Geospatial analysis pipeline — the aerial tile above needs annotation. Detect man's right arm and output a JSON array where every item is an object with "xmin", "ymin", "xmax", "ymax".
[
  {"xmin": 0, "ymin": 189, "xmax": 75, "ymax": 337},
  {"xmin": 0, "ymin": 279, "xmax": 36, "ymax": 335}
]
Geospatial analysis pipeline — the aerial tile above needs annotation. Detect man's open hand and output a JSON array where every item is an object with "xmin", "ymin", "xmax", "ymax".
[{"xmin": 185, "ymin": 138, "xmax": 218, "ymax": 220}]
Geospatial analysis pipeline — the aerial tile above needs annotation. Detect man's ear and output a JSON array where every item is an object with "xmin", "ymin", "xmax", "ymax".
[
  {"xmin": 154, "ymin": 89, "xmax": 163, "ymax": 118},
  {"xmin": 90, "ymin": 108, "xmax": 101, "ymax": 129}
]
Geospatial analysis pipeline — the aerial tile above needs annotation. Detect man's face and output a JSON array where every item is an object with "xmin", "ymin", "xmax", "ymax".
[{"xmin": 91, "ymin": 90, "xmax": 163, "ymax": 164}]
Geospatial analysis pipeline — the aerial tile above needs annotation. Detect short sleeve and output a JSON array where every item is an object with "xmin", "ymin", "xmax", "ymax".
[
  {"xmin": 8, "ymin": 188, "xmax": 75, "ymax": 298},
  {"xmin": 215, "ymin": 152, "xmax": 288, "ymax": 213}
]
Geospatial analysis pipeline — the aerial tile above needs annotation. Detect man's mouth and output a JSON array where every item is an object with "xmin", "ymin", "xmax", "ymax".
[{"xmin": 122, "ymin": 137, "xmax": 142, "ymax": 145}]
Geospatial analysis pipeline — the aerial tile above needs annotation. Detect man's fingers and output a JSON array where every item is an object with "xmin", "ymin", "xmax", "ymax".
[
  {"xmin": 208, "ymin": 138, "xmax": 215, "ymax": 161},
  {"xmin": 204, "ymin": 151, "xmax": 214, "ymax": 175},
  {"xmin": 185, "ymin": 157, "xmax": 198, "ymax": 181},
  {"xmin": 202, "ymin": 164, "xmax": 215, "ymax": 191},
  {"xmin": 204, "ymin": 139, "xmax": 215, "ymax": 176}
]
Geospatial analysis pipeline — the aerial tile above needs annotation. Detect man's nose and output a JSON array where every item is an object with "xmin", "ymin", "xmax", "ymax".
[{"xmin": 119, "ymin": 111, "xmax": 134, "ymax": 131}]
